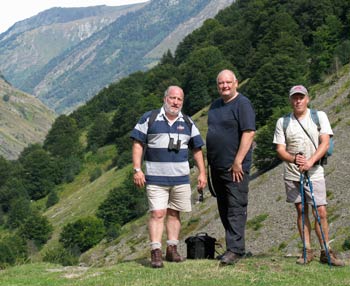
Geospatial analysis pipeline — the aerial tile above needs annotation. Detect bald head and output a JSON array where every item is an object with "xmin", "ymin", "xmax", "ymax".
[
  {"xmin": 216, "ymin": 69, "xmax": 237, "ymax": 84},
  {"xmin": 216, "ymin": 69, "xmax": 239, "ymax": 103}
]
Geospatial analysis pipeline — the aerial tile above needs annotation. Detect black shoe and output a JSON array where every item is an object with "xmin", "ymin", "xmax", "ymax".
[{"xmin": 220, "ymin": 251, "xmax": 242, "ymax": 265}]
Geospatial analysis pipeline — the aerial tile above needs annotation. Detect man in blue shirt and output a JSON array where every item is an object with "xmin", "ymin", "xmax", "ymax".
[
  {"xmin": 206, "ymin": 69, "xmax": 256, "ymax": 265},
  {"xmin": 131, "ymin": 85, "xmax": 206, "ymax": 268}
]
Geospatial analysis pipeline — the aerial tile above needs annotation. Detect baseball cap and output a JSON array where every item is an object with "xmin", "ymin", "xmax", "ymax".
[{"xmin": 289, "ymin": 85, "xmax": 308, "ymax": 97}]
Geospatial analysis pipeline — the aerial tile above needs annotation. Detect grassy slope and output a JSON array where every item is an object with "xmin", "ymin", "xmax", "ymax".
[
  {"xmin": 0, "ymin": 257, "xmax": 349, "ymax": 286},
  {"xmin": 0, "ymin": 78, "xmax": 55, "ymax": 159},
  {"xmin": 41, "ymin": 145, "xmax": 125, "ymax": 253}
]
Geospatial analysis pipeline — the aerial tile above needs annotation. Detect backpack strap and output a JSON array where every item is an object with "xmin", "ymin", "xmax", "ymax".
[
  {"xmin": 147, "ymin": 108, "xmax": 161, "ymax": 128},
  {"xmin": 283, "ymin": 110, "xmax": 321, "ymax": 138},
  {"xmin": 310, "ymin": 109, "xmax": 321, "ymax": 131},
  {"xmin": 182, "ymin": 114, "xmax": 193, "ymax": 131},
  {"xmin": 147, "ymin": 108, "xmax": 192, "ymax": 131},
  {"xmin": 282, "ymin": 113, "xmax": 291, "ymax": 139}
]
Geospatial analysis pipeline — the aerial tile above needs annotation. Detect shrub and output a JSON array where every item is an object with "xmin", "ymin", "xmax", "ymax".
[
  {"xmin": 97, "ymin": 171, "xmax": 147, "ymax": 227},
  {"xmin": 0, "ymin": 234, "xmax": 28, "ymax": 268},
  {"xmin": 342, "ymin": 237, "xmax": 350, "ymax": 251},
  {"xmin": 59, "ymin": 216, "xmax": 105, "ymax": 253},
  {"xmin": 43, "ymin": 245, "xmax": 79, "ymax": 266},
  {"xmin": 18, "ymin": 211, "xmax": 53, "ymax": 248},
  {"xmin": 2, "ymin": 94, "xmax": 10, "ymax": 102},
  {"xmin": 89, "ymin": 167, "xmax": 102, "ymax": 182},
  {"xmin": 46, "ymin": 190, "xmax": 59, "ymax": 208},
  {"xmin": 0, "ymin": 242, "xmax": 15, "ymax": 268},
  {"xmin": 106, "ymin": 223, "xmax": 121, "ymax": 241}
]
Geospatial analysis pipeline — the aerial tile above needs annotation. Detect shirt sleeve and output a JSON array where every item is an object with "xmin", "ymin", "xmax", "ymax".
[
  {"xmin": 188, "ymin": 120, "xmax": 204, "ymax": 149},
  {"xmin": 318, "ymin": 111, "xmax": 333, "ymax": 137},
  {"xmin": 130, "ymin": 111, "xmax": 150, "ymax": 143},
  {"xmin": 273, "ymin": 117, "xmax": 286, "ymax": 145},
  {"xmin": 239, "ymin": 99, "xmax": 256, "ymax": 131}
]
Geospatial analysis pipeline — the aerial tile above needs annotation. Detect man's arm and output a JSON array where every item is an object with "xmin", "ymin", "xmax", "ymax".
[
  {"xmin": 299, "ymin": 134, "xmax": 330, "ymax": 172},
  {"xmin": 232, "ymin": 130, "xmax": 255, "ymax": 182},
  {"xmin": 132, "ymin": 140, "xmax": 146, "ymax": 188},
  {"xmin": 192, "ymin": 148, "xmax": 207, "ymax": 191},
  {"xmin": 276, "ymin": 143, "xmax": 295, "ymax": 163}
]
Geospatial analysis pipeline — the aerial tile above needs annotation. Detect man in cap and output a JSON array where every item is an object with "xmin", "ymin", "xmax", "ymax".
[{"xmin": 272, "ymin": 85, "xmax": 344, "ymax": 266}]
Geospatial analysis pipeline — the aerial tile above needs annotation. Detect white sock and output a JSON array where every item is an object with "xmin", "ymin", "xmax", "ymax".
[
  {"xmin": 150, "ymin": 242, "xmax": 161, "ymax": 250},
  {"xmin": 166, "ymin": 240, "xmax": 179, "ymax": 246}
]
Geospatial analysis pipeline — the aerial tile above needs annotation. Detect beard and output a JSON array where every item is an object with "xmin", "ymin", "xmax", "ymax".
[{"xmin": 163, "ymin": 102, "xmax": 181, "ymax": 116}]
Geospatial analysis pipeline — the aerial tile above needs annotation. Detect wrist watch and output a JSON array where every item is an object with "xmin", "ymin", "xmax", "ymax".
[{"xmin": 133, "ymin": 168, "xmax": 141, "ymax": 173}]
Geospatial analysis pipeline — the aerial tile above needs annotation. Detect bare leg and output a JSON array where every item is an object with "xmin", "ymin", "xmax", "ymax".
[
  {"xmin": 149, "ymin": 209, "xmax": 167, "ymax": 243},
  {"xmin": 166, "ymin": 208, "xmax": 181, "ymax": 240},
  {"xmin": 312, "ymin": 205, "xmax": 329, "ymax": 248},
  {"xmin": 295, "ymin": 203, "xmax": 312, "ymax": 248}
]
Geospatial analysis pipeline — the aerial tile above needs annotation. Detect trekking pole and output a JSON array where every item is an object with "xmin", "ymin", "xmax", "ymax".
[
  {"xmin": 305, "ymin": 171, "xmax": 332, "ymax": 267},
  {"xmin": 299, "ymin": 172, "xmax": 306, "ymax": 264}
]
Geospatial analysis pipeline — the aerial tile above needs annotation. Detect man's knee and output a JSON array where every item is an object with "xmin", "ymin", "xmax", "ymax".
[
  {"xmin": 316, "ymin": 205, "xmax": 327, "ymax": 219},
  {"xmin": 151, "ymin": 209, "xmax": 167, "ymax": 220},
  {"xmin": 166, "ymin": 208, "xmax": 180, "ymax": 219}
]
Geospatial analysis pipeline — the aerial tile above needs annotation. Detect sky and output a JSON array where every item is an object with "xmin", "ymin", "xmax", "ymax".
[{"xmin": 0, "ymin": 0, "xmax": 148, "ymax": 34}]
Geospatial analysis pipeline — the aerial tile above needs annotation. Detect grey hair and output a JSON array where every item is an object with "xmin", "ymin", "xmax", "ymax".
[
  {"xmin": 164, "ymin": 85, "xmax": 184, "ymax": 97},
  {"xmin": 216, "ymin": 69, "xmax": 237, "ymax": 83}
]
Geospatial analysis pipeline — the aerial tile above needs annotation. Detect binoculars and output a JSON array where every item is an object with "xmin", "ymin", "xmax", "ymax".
[{"xmin": 168, "ymin": 138, "xmax": 181, "ymax": 152}]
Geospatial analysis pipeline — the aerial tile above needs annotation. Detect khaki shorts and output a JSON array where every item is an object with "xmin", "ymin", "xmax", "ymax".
[
  {"xmin": 146, "ymin": 184, "xmax": 192, "ymax": 212},
  {"xmin": 284, "ymin": 179, "xmax": 327, "ymax": 206}
]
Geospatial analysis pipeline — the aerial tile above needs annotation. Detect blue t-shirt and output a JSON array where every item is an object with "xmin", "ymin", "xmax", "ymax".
[
  {"xmin": 130, "ymin": 107, "xmax": 204, "ymax": 185},
  {"xmin": 206, "ymin": 94, "xmax": 256, "ymax": 171}
]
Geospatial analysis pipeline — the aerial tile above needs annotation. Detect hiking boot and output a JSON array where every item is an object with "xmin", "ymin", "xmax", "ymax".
[
  {"xmin": 320, "ymin": 249, "xmax": 345, "ymax": 266},
  {"xmin": 165, "ymin": 245, "xmax": 184, "ymax": 262},
  {"xmin": 151, "ymin": 248, "xmax": 164, "ymax": 268},
  {"xmin": 220, "ymin": 251, "xmax": 242, "ymax": 265},
  {"xmin": 296, "ymin": 249, "xmax": 314, "ymax": 265}
]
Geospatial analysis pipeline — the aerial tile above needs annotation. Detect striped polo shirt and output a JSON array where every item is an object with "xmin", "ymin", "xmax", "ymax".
[{"xmin": 130, "ymin": 107, "xmax": 204, "ymax": 186}]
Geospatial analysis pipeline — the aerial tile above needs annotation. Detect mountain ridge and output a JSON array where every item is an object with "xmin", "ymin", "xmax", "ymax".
[{"xmin": 0, "ymin": 0, "xmax": 234, "ymax": 114}]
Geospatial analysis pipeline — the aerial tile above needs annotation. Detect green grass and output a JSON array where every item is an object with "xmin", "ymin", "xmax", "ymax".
[
  {"xmin": 247, "ymin": 214, "xmax": 269, "ymax": 231},
  {"xmin": 0, "ymin": 256, "xmax": 348, "ymax": 286}
]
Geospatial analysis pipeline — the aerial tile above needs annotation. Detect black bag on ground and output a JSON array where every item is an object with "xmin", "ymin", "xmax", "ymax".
[{"xmin": 185, "ymin": 232, "xmax": 216, "ymax": 259}]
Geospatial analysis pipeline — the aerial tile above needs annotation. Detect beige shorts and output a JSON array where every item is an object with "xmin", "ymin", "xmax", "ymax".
[
  {"xmin": 146, "ymin": 184, "xmax": 192, "ymax": 212},
  {"xmin": 284, "ymin": 179, "xmax": 327, "ymax": 206}
]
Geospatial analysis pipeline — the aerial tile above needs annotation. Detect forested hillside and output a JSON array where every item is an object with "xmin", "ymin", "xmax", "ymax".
[{"xmin": 0, "ymin": 0, "xmax": 349, "ymax": 268}]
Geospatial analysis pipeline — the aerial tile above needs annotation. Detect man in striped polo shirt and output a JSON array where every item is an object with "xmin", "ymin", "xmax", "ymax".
[{"xmin": 131, "ymin": 85, "xmax": 206, "ymax": 268}]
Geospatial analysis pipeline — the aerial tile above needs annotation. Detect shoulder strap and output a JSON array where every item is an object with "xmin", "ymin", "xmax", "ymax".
[
  {"xmin": 148, "ymin": 109, "xmax": 192, "ymax": 130},
  {"xmin": 310, "ymin": 109, "xmax": 321, "ymax": 131},
  {"xmin": 182, "ymin": 114, "xmax": 193, "ymax": 130},
  {"xmin": 147, "ymin": 109, "xmax": 161, "ymax": 129},
  {"xmin": 282, "ymin": 113, "xmax": 291, "ymax": 138}
]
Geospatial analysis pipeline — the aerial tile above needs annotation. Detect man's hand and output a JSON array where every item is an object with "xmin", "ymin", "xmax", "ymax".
[
  {"xmin": 197, "ymin": 172, "xmax": 207, "ymax": 191},
  {"xmin": 133, "ymin": 170, "xmax": 146, "ymax": 188},
  {"xmin": 295, "ymin": 153, "xmax": 313, "ymax": 172},
  {"xmin": 231, "ymin": 161, "xmax": 244, "ymax": 182}
]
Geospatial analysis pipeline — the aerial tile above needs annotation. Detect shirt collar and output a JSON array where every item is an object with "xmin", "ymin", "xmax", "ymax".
[{"xmin": 160, "ymin": 106, "xmax": 183, "ymax": 120}]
